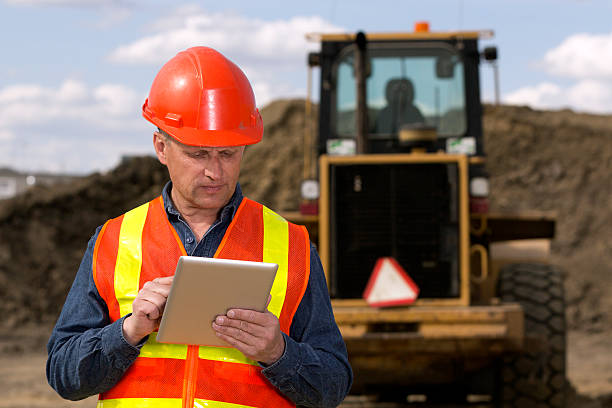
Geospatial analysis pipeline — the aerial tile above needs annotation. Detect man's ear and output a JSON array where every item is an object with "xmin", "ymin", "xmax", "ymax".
[{"xmin": 153, "ymin": 132, "xmax": 168, "ymax": 165}]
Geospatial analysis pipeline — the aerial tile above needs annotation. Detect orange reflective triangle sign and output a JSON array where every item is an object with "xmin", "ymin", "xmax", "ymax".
[{"xmin": 363, "ymin": 257, "xmax": 420, "ymax": 307}]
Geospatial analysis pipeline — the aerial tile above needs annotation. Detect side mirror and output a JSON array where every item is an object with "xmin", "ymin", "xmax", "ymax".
[
  {"xmin": 482, "ymin": 46, "xmax": 498, "ymax": 61},
  {"xmin": 308, "ymin": 52, "xmax": 321, "ymax": 67}
]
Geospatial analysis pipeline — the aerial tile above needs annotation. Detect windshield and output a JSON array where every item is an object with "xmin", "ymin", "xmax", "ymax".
[{"xmin": 334, "ymin": 45, "xmax": 466, "ymax": 138}]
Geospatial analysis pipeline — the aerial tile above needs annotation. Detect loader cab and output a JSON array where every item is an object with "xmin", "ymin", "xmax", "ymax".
[
  {"xmin": 299, "ymin": 28, "xmax": 567, "ymax": 407},
  {"xmin": 312, "ymin": 31, "xmax": 488, "ymax": 156}
]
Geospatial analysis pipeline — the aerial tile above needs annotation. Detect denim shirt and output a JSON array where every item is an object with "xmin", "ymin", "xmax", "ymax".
[{"xmin": 47, "ymin": 182, "xmax": 352, "ymax": 407}]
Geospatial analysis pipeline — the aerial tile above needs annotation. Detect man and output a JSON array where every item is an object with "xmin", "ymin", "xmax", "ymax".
[
  {"xmin": 375, "ymin": 77, "xmax": 425, "ymax": 134},
  {"xmin": 47, "ymin": 46, "xmax": 352, "ymax": 407}
]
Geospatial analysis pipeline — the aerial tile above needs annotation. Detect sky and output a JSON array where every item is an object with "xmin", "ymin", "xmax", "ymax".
[{"xmin": 1, "ymin": 0, "xmax": 611, "ymax": 174}]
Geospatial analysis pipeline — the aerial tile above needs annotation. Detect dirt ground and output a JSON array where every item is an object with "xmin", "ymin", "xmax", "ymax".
[
  {"xmin": 0, "ymin": 327, "xmax": 610, "ymax": 408},
  {"xmin": 1, "ymin": 101, "xmax": 611, "ymax": 406}
]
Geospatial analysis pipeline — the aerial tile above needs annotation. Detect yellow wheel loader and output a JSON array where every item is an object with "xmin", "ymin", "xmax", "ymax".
[{"xmin": 284, "ymin": 23, "xmax": 567, "ymax": 407}]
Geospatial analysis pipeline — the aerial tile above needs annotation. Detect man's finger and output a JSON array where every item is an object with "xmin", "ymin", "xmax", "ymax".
[
  {"xmin": 226, "ymin": 308, "xmax": 269, "ymax": 325},
  {"xmin": 212, "ymin": 322, "xmax": 258, "ymax": 345},
  {"xmin": 214, "ymin": 315, "xmax": 267, "ymax": 337},
  {"xmin": 153, "ymin": 276, "xmax": 174, "ymax": 285},
  {"xmin": 213, "ymin": 331, "xmax": 257, "ymax": 358},
  {"xmin": 143, "ymin": 280, "xmax": 172, "ymax": 297},
  {"xmin": 138, "ymin": 290, "xmax": 168, "ymax": 309}
]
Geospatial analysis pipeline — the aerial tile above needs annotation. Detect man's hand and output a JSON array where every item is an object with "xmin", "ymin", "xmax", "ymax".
[
  {"xmin": 122, "ymin": 276, "xmax": 174, "ymax": 346},
  {"xmin": 212, "ymin": 296, "xmax": 285, "ymax": 365}
]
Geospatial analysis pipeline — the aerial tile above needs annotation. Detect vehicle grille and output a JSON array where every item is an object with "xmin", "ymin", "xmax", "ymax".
[{"xmin": 329, "ymin": 162, "xmax": 460, "ymax": 299}]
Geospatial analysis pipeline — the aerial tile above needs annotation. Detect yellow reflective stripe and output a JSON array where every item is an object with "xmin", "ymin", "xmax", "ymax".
[
  {"xmin": 198, "ymin": 345, "xmax": 257, "ymax": 366},
  {"xmin": 194, "ymin": 398, "xmax": 256, "ymax": 408},
  {"xmin": 262, "ymin": 206, "xmax": 289, "ymax": 318},
  {"xmin": 114, "ymin": 202, "xmax": 149, "ymax": 318},
  {"xmin": 97, "ymin": 399, "xmax": 255, "ymax": 408},
  {"xmin": 140, "ymin": 332, "xmax": 188, "ymax": 359},
  {"xmin": 97, "ymin": 398, "xmax": 181, "ymax": 407}
]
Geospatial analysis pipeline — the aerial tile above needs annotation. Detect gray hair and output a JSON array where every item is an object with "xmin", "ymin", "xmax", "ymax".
[{"xmin": 156, "ymin": 127, "xmax": 175, "ymax": 144}]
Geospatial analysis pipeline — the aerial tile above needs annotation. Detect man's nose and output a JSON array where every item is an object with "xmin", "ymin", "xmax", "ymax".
[{"xmin": 204, "ymin": 155, "xmax": 222, "ymax": 179}]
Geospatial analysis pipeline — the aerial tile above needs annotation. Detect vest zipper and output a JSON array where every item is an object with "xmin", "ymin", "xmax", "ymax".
[{"xmin": 182, "ymin": 345, "xmax": 199, "ymax": 408}]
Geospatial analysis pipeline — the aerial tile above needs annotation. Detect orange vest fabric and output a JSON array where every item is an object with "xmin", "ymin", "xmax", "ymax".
[{"xmin": 92, "ymin": 196, "xmax": 310, "ymax": 408}]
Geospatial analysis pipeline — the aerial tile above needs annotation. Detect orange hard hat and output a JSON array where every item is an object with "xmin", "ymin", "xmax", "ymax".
[{"xmin": 142, "ymin": 47, "xmax": 263, "ymax": 147}]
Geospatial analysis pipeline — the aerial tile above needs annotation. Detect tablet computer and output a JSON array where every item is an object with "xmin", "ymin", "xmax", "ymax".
[{"xmin": 156, "ymin": 256, "xmax": 278, "ymax": 347}]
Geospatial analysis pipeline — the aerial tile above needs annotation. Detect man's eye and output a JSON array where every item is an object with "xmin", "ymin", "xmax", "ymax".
[{"xmin": 220, "ymin": 151, "xmax": 234, "ymax": 158}]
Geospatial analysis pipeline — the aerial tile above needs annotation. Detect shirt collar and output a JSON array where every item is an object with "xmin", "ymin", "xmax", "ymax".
[{"xmin": 161, "ymin": 181, "xmax": 243, "ymax": 223}]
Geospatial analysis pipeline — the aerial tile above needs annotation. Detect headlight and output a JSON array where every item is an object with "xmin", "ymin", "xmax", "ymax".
[
  {"xmin": 300, "ymin": 179, "xmax": 320, "ymax": 200},
  {"xmin": 470, "ymin": 177, "xmax": 489, "ymax": 197}
]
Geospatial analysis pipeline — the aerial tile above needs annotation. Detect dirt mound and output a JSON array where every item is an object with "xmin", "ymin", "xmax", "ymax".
[
  {"xmin": 0, "ymin": 157, "xmax": 169, "ymax": 327},
  {"xmin": 0, "ymin": 100, "xmax": 610, "ymax": 335},
  {"xmin": 240, "ymin": 98, "xmax": 306, "ymax": 210},
  {"xmin": 483, "ymin": 105, "xmax": 612, "ymax": 332}
]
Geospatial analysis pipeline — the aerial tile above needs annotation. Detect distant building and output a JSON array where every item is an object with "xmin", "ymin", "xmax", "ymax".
[{"xmin": 0, "ymin": 168, "xmax": 82, "ymax": 200}]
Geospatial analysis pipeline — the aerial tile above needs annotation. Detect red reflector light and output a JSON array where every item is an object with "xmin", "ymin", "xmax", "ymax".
[
  {"xmin": 299, "ymin": 201, "xmax": 319, "ymax": 215},
  {"xmin": 470, "ymin": 196, "xmax": 489, "ymax": 214}
]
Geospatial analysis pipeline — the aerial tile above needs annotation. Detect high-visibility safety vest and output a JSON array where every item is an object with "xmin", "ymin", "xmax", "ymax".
[{"xmin": 92, "ymin": 196, "xmax": 310, "ymax": 408}]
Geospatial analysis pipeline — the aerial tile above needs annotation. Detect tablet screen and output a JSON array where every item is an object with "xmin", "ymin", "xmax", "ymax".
[{"xmin": 156, "ymin": 256, "xmax": 278, "ymax": 346}]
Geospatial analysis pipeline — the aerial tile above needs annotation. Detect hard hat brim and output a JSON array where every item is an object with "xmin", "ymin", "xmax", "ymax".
[{"xmin": 144, "ymin": 108, "xmax": 263, "ymax": 147}]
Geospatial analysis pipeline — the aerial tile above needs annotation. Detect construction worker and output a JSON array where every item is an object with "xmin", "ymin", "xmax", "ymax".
[{"xmin": 46, "ymin": 47, "xmax": 352, "ymax": 407}]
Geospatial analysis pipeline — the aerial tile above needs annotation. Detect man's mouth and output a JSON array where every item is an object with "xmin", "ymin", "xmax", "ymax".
[{"xmin": 200, "ymin": 184, "xmax": 223, "ymax": 192}]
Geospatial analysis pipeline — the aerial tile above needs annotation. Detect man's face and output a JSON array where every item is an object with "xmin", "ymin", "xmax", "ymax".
[{"xmin": 153, "ymin": 132, "xmax": 245, "ymax": 214}]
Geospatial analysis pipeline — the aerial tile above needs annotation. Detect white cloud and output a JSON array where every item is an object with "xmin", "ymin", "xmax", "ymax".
[
  {"xmin": 504, "ymin": 31, "xmax": 612, "ymax": 114},
  {"xmin": 108, "ymin": 7, "xmax": 343, "ymax": 107},
  {"xmin": 0, "ymin": 80, "xmax": 152, "ymax": 173},
  {"xmin": 0, "ymin": 80, "xmax": 142, "ymax": 129},
  {"xmin": 566, "ymin": 79, "xmax": 612, "ymax": 113},
  {"xmin": 0, "ymin": 84, "xmax": 45, "ymax": 103},
  {"xmin": 94, "ymin": 83, "xmax": 140, "ymax": 116},
  {"xmin": 542, "ymin": 32, "xmax": 612, "ymax": 79},
  {"xmin": 109, "ymin": 10, "xmax": 343, "ymax": 66},
  {"xmin": 504, "ymin": 82, "xmax": 563, "ymax": 108},
  {"xmin": 504, "ymin": 79, "xmax": 612, "ymax": 114},
  {"xmin": 0, "ymin": 131, "xmax": 151, "ymax": 174},
  {"xmin": 57, "ymin": 79, "xmax": 89, "ymax": 102},
  {"xmin": 249, "ymin": 76, "xmax": 305, "ymax": 107},
  {"xmin": 0, "ymin": 129, "xmax": 14, "ymax": 141}
]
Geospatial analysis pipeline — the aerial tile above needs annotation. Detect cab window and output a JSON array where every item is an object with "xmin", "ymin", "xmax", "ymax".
[{"xmin": 334, "ymin": 46, "xmax": 466, "ymax": 138}]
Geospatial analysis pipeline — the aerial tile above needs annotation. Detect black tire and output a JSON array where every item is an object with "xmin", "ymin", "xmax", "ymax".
[{"xmin": 497, "ymin": 263, "xmax": 567, "ymax": 408}]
